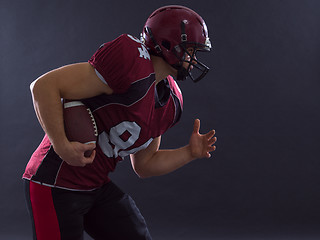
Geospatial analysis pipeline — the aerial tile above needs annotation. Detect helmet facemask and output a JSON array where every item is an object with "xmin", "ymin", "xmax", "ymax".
[
  {"xmin": 173, "ymin": 42, "xmax": 211, "ymax": 82},
  {"xmin": 172, "ymin": 20, "xmax": 211, "ymax": 82}
]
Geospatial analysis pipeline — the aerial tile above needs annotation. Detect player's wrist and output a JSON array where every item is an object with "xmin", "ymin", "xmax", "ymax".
[
  {"xmin": 51, "ymin": 135, "xmax": 71, "ymax": 155},
  {"xmin": 183, "ymin": 145, "xmax": 197, "ymax": 162}
]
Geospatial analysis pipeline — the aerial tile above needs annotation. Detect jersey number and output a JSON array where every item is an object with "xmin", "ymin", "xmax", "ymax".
[
  {"xmin": 127, "ymin": 34, "xmax": 150, "ymax": 60},
  {"xmin": 138, "ymin": 45, "xmax": 150, "ymax": 60},
  {"xmin": 99, "ymin": 121, "xmax": 153, "ymax": 158}
]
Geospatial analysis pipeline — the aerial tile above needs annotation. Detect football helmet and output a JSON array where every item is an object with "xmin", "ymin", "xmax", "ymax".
[{"xmin": 141, "ymin": 5, "xmax": 212, "ymax": 82}]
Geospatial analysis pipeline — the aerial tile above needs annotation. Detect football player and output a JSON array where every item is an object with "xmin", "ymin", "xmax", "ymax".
[{"xmin": 23, "ymin": 5, "xmax": 216, "ymax": 240}]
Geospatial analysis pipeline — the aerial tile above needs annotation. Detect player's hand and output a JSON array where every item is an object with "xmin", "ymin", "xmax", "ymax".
[
  {"xmin": 189, "ymin": 119, "xmax": 217, "ymax": 159},
  {"xmin": 54, "ymin": 141, "xmax": 96, "ymax": 167}
]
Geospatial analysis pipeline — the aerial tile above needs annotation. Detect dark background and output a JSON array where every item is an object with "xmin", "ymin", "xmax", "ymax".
[{"xmin": 1, "ymin": 0, "xmax": 320, "ymax": 239}]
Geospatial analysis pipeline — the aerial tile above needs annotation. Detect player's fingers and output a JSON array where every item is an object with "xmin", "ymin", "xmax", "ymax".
[
  {"xmin": 84, "ymin": 142, "xmax": 96, "ymax": 150},
  {"xmin": 82, "ymin": 143, "xmax": 96, "ymax": 163},
  {"xmin": 205, "ymin": 129, "xmax": 215, "ymax": 139},
  {"xmin": 71, "ymin": 141, "xmax": 95, "ymax": 152},
  {"xmin": 193, "ymin": 119, "xmax": 200, "ymax": 133},
  {"xmin": 208, "ymin": 137, "xmax": 217, "ymax": 145},
  {"xmin": 84, "ymin": 149, "xmax": 96, "ymax": 162},
  {"xmin": 208, "ymin": 145, "xmax": 216, "ymax": 152}
]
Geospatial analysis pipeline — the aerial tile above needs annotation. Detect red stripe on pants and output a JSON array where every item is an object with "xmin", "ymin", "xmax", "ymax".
[{"xmin": 29, "ymin": 181, "xmax": 61, "ymax": 240}]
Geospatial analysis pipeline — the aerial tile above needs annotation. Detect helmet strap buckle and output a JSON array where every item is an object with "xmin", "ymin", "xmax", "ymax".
[
  {"xmin": 154, "ymin": 45, "xmax": 162, "ymax": 54},
  {"xmin": 181, "ymin": 33, "xmax": 187, "ymax": 42},
  {"xmin": 180, "ymin": 21, "xmax": 188, "ymax": 42},
  {"xmin": 146, "ymin": 26, "xmax": 163, "ymax": 55}
]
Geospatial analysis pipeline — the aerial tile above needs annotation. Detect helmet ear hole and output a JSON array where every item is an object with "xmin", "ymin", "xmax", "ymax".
[{"xmin": 161, "ymin": 40, "xmax": 171, "ymax": 50}]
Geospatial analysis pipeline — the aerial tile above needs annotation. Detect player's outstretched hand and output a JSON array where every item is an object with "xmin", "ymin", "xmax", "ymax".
[
  {"xmin": 189, "ymin": 119, "xmax": 217, "ymax": 159},
  {"xmin": 54, "ymin": 141, "xmax": 96, "ymax": 167}
]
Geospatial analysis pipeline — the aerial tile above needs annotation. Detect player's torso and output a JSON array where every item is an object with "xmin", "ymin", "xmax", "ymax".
[
  {"xmin": 23, "ymin": 34, "xmax": 183, "ymax": 190},
  {"xmin": 85, "ymin": 34, "xmax": 183, "ymax": 164},
  {"xmin": 54, "ymin": 75, "xmax": 183, "ymax": 190},
  {"xmin": 84, "ymin": 73, "xmax": 183, "ymax": 161}
]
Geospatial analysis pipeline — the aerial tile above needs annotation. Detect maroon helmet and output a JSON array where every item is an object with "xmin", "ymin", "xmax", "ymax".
[{"xmin": 141, "ymin": 5, "xmax": 212, "ymax": 82}]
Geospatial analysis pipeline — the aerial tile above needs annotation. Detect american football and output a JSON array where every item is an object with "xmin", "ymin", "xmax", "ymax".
[{"xmin": 63, "ymin": 100, "xmax": 98, "ymax": 157}]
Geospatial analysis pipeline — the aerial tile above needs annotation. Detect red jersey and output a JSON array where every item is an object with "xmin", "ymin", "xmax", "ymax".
[{"xmin": 23, "ymin": 34, "xmax": 183, "ymax": 190}]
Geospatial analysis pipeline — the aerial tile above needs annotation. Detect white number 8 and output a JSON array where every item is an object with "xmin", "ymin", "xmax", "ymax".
[{"xmin": 99, "ymin": 121, "xmax": 153, "ymax": 158}]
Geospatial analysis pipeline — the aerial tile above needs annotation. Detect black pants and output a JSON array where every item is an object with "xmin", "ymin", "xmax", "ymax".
[{"xmin": 24, "ymin": 180, "xmax": 152, "ymax": 240}]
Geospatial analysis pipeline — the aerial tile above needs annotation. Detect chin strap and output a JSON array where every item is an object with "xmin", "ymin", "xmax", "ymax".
[
  {"xmin": 174, "ymin": 21, "xmax": 189, "ymax": 81},
  {"xmin": 176, "ymin": 66, "xmax": 188, "ymax": 81},
  {"xmin": 145, "ymin": 27, "xmax": 162, "ymax": 55},
  {"xmin": 181, "ymin": 20, "xmax": 187, "ymax": 43}
]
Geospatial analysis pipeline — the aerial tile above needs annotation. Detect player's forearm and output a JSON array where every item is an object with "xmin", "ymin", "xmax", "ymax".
[
  {"xmin": 134, "ymin": 145, "xmax": 195, "ymax": 178},
  {"xmin": 30, "ymin": 77, "xmax": 69, "ymax": 149}
]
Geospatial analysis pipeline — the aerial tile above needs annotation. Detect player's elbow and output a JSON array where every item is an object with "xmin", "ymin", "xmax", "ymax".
[
  {"xmin": 132, "ymin": 166, "xmax": 151, "ymax": 179},
  {"xmin": 131, "ymin": 160, "xmax": 153, "ymax": 179},
  {"xmin": 30, "ymin": 74, "xmax": 60, "ymax": 101},
  {"xmin": 138, "ymin": 172, "xmax": 152, "ymax": 179},
  {"xmin": 30, "ymin": 79, "xmax": 44, "ymax": 103},
  {"xmin": 136, "ymin": 173, "xmax": 149, "ymax": 179},
  {"xmin": 30, "ymin": 79, "xmax": 37, "ymax": 95},
  {"xmin": 130, "ymin": 154, "xmax": 156, "ymax": 179},
  {"xmin": 30, "ymin": 78, "xmax": 46, "ymax": 103},
  {"xmin": 30, "ymin": 77, "xmax": 46, "ymax": 98}
]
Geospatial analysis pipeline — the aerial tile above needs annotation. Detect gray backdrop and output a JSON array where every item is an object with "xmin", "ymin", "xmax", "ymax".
[{"xmin": 1, "ymin": 0, "xmax": 320, "ymax": 239}]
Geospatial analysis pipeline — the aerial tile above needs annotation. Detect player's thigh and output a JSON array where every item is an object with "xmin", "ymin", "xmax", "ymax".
[
  {"xmin": 51, "ymin": 187, "xmax": 93, "ymax": 240},
  {"xmin": 24, "ymin": 180, "xmax": 90, "ymax": 240},
  {"xmin": 84, "ymin": 183, "xmax": 151, "ymax": 240}
]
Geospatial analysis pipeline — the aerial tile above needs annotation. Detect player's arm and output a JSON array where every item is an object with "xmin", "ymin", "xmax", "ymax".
[
  {"xmin": 30, "ymin": 62, "xmax": 113, "ymax": 166},
  {"xmin": 130, "ymin": 119, "xmax": 217, "ymax": 178}
]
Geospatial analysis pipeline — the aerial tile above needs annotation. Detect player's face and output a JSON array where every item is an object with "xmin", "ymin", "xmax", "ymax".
[
  {"xmin": 182, "ymin": 48, "xmax": 197, "ymax": 71},
  {"xmin": 164, "ymin": 48, "xmax": 198, "ymax": 81}
]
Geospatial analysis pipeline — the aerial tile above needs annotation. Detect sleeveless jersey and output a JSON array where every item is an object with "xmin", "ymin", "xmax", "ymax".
[{"xmin": 23, "ymin": 34, "xmax": 183, "ymax": 190}]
